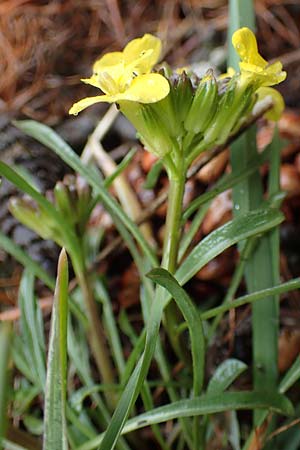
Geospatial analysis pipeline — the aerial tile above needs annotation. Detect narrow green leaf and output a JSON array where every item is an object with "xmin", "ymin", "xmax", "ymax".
[
  {"xmin": 201, "ymin": 277, "xmax": 300, "ymax": 320},
  {"xmin": 77, "ymin": 391, "xmax": 293, "ymax": 450},
  {"xmin": 176, "ymin": 208, "xmax": 283, "ymax": 286},
  {"xmin": 207, "ymin": 359, "xmax": 247, "ymax": 394},
  {"xmin": 182, "ymin": 146, "xmax": 271, "ymax": 222},
  {"xmin": 2, "ymin": 440, "xmax": 30, "ymax": 450},
  {"xmin": 228, "ymin": 0, "xmax": 280, "ymax": 419},
  {"xmin": 104, "ymin": 147, "xmax": 137, "ymax": 189},
  {"xmin": 94, "ymin": 281, "xmax": 125, "ymax": 378},
  {"xmin": 179, "ymin": 202, "xmax": 210, "ymax": 261},
  {"xmin": 0, "ymin": 323, "xmax": 12, "ymax": 449},
  {"xmin": 147, "ymin": 268, "xmax": 205, "ymax": 396},
  {"xmin": 0, "ymin": 231, "xmax": 54, "ymax": 290},
  {"xmin": 243, "ymin": 355, "xmax": 300, "ymax": 450},
  {"xmin": 11, "ymin": 336, "xmax": 37, "ymax": 385},
  {"xmin": 18, "ymin": 270, "xmax": 46, "ymax": 391},
  {"xmin": 279, "ymin": 356, "xmax": 300, "ymax": 394},
  {"xmin": 143, "ymin": 160, "xmax": 163, "ymax": 189},
  {"xmin": 228, "ymin": 411, "xmax": 241, "ymax": 450},
  {"xmin": 122, "ymin": 391, "xmax": 293, "ymax": 433},
  {"xmin": 0, "ymin": 161, "xmax": 53, "ymax": 212},
  {"xmin": 0, "ymin": 231, "xmax": 86, "ymax": 328},
  {"xmin": 43, "ymin": 249, "xmax": 69, "ymax": 450},
  {"xmin": 147, "ymin": 268, "xmax": 205, "ymax": 448}
]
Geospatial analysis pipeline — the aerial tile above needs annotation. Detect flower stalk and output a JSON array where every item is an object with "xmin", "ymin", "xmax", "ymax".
[{"xmin": 160, "ymin": 156, "xmax": 189, "ymax": 359}]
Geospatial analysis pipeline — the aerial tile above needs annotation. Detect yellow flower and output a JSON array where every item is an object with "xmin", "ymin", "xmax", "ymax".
[
  {"xmin": 232, "ymin": 27, "xmax": 286, "ymax": 87},
  {"xmin": 255, "ymin": 86, "xmax": 285, "ymax": 121},
  {"xmin": 69, "ymin": 34, "xmax": 170, "ymax": 115}
]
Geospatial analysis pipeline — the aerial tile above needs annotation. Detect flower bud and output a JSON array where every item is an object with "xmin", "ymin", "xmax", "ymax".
[
  {"xmin": 75, "ymin": 176, "xmax": 93, "ymax": 233},
  {"xmin": 54, "ymin": 181, "xmax": 77, "ymax": 226},
  {"xmin": 9, "ymin": 197, "xmax": 61, "ymax": 243},
  {"xmin": 203, "ymin": 76, "xmax": 254, "ymax": 146},
  {"xmin": 184, "ymin": 71, "xmax": 218, "ymax": 134},
  {"xmin": 171, "ymin": 72, "xmax": 194, "ymax": 130}
]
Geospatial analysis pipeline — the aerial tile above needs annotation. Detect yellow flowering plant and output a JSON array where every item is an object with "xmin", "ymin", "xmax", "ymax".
[
  {"xmin": 68, "ymin": 27, "xmax": 287, "ymax": 373},
  {"xmin": 75, "ymin": 29, "xmax": 285, "ymax": 380},
  {"xmin": 1, "ymin": 14, "xmax": 295, "ymax": 450}
]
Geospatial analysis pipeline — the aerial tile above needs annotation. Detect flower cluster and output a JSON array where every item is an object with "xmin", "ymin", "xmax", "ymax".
[
  {"xmin": 9, "ymin": 175, "xmax": 93, "ymax": 246},
  {"xmin": 69, "ymin": 28, "xmax": 286, "ymax": 168},
  {"xmin": 69, "ymin": 34, "xmax": 169, "ymax": 114}
]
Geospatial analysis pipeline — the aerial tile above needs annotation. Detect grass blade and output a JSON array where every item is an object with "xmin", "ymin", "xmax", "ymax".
[
  {"xmin": 94, "ymin": 281, "xmax": 125, "ymax": 378},
  {"xmin": 147, "ymin": 268, "xmax": 206, "ymax": 449},
  {"xmin": 18, "ymin": 270, "xmax": 46, "ymax": 391},
  {"xmin": 0, "ymin": 231, "xmax": 54, "ymax": 290},
  {"xmin": 182, "ymin": 145, "xmax": 271, "ymax": 222},
  {"xmin": 122, "ymin": 391, "xmax": 293, "ymax": 433},
  {"xmin": 43, "ymin": 249, "xmax": 69, "ymax": 450},
  {"xmin": 77, "ymin": 391, "xmax": 293, "ymax": 450},
  {"xmin": 0, "ymin": 323, "xmax": 12, "ymax": 450},
  {"xmin": 279, "ymin": 356, "xmax": 300, "ymax": 394},
  {"xmin": 201, "ymin": 277, "xmax": 300, "ymax": 320},
  {"xmin": 147, "ymin": 268, "xmax": 205, "ymax": 396},
  {"xmin": 228, "ymin": 0, "xmax": 280, "ymax": 418},
  {"xmin": 176, "ymin": 208, "xmax": 283, "ymax": 286},
  {"xmin": 242, "ymin": 355, "xmax": 300, "ymax": 450},
  {"xmin": 207, "ymin": 359, "xmax": 247, "ymax": 394}
]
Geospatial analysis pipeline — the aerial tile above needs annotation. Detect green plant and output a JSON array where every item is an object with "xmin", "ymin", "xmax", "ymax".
[{"xmin": 0, "ymin": 7, "xmax": 299, "ymax": 450}]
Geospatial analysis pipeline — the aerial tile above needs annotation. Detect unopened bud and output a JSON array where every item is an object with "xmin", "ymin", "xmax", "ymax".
[
  {"xmin": 54, "ymin": 182, "xmax": 76, "ymax": 226},
  {"xmin": 9, "ymin": 197, "xmax": 60, "ymax": 243},
  {"xmin": 204, "ymin": 77, "xmax": 254, "ymax": 146},
  {"xmin": 184, "ymin": 71, "xmax": 218, "ymax": 134}
]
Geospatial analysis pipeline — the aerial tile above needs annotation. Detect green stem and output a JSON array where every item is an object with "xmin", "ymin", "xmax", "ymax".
[
  {"xmin": 76, "ymin": 267, "xmax": 117, "ymax": 410},
  {"xmin": 161, "ymin": 168, "xmax": 202, "ymax": 449},
  {"xmin": 162, "ymin": 171, "xmax": 186, "ymax": 357},
  {"xmin": 161, "ymin": 167, "xmax": 199, "ymax": 450},
  {"xmin": 162, "ymin": 174, "xmax": 186, "ymax": 273}
]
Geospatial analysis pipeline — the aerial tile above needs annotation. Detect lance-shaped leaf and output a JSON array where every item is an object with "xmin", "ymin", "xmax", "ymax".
[{"xmin": 43, "ymin": 249, "xmax": 69, "ymax": 450}]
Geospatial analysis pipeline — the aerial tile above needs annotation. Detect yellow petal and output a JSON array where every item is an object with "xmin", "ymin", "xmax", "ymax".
[
  {"xmin": 93, "ymin": 52, "xmax": 124, "ymax": 73},
  {"xmin": 82, "ymin": 72, "xmax": 120, "ymax": 95},
  {"xmin": 69, "ymin": 95, "xmax": 116, "ymax": 115},
  {"xmin": 116, "ymin": 73, "xmax": 170, "ymax": 103},
  {"xmin": 81, "ymin": 75, "xmax": 102, "ymax": 89},
  {"xmin": 97, "ymin": 72, "xmax": 120, "ymax": 94},
  {"xmin": 239, "ymin": 62, "xmax": 287, "ymax": 86},
  {"xmin": 93, "ymin": 52, "xmax": 124, "ymax": 86},
  {"xmin": 123, "ymin": 34, "xmax": 162, "ymax": 72},
  {"xmin": 266, "ymin": 61, "xmax": 284, "ymax": 74},
  {"xmin": 256, "ymin": 87, "xmax": 285, "ymax": 121},
  {"xmin": 232, "ymin": 27, "xmax": 267, "ymax": 67}
]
